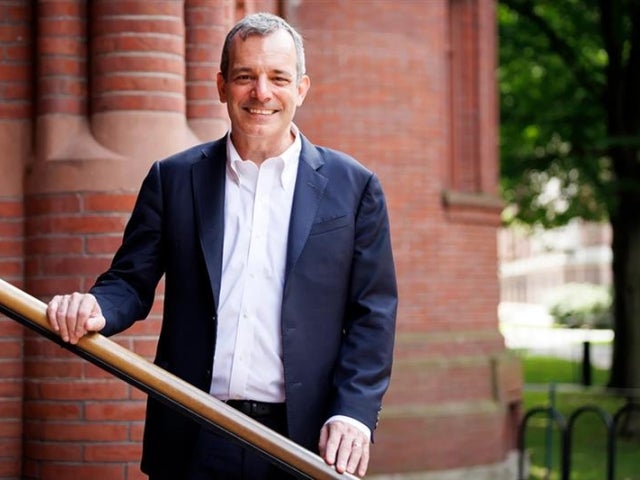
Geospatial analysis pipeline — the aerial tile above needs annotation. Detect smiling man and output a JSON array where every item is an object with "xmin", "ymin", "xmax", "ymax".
[
  {"xmin": 218, "ymin": 26, "xmax": 310, "ymax": 160},
  {"xmin": 46, "ymin": 12, "xmax": 397, "ymax": 480}
]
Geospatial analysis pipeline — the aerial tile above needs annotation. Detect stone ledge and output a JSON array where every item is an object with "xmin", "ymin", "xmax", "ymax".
[
  {"xmin": 381, "ymin": 399, "xmax": 499, "ymax": 418},
  {"xmin": 369, "ymin": 450, "xmax": 520, "ymax": 480},
  {"xmin": 441, "ymin": 190, "xmax": 504, "ymax": 226}
]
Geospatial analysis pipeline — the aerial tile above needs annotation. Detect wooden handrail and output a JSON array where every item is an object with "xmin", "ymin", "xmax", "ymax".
[{"xmin": 0, "ymin": 279, "xmax": 357, "ymax": 480}]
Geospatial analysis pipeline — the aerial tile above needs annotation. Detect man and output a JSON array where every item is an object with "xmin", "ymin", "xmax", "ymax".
[{"xmin": 47, "ymin": 12, "xmax": 397, "ymax": 480}]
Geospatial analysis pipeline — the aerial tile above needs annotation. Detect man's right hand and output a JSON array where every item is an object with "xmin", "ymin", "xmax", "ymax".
[{"xmin": 46, "ymin": 293, "xmax": 106, "ymax": 344}]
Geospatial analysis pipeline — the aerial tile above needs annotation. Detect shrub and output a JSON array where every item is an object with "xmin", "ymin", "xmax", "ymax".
[{"xmin": 546, "ymin": 282, "xmax": 612, "ymax": 329}]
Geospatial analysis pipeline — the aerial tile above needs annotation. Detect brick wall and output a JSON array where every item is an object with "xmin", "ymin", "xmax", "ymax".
[
  {"xmin": 0, "ymin": 0, "xmax": 520, "ymax": 478},
  {"xmin": 290, "ymin": 0, "xmax": 519, "ymax": 473},
  {"xmin": 22, "ymin": 192, "xmax": 146, "ymax": 480},
  {"xmin": 0, "ymin": 0, "xmax": 31, "ymax": 477},
  {"xmin": 0, "ymin": 199, "xmax": 24, "ymax": 480}
]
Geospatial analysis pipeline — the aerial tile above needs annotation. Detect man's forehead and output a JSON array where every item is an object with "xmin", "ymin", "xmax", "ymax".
[
  {"xmin": 228, "ymin": 32, "xmax": 297, "ymax": 69},
  {"xmin": 230, "ymin": 30, "xmax": 295, "ymax": 53}
]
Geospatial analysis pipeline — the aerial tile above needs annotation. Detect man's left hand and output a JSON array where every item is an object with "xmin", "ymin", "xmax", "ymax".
[{"xmin": 318, "ymin": 419, "xmax": 370, "ymax": 477}]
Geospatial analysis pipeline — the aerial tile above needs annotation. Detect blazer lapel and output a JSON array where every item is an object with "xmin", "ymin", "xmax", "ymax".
[
  {"xmin": 192, "ymin": 138, "xmax": 227, "ymax": 309},
  {"xmin": 285, "ymin": 136, "xmax": 327, "ymax": 281}
]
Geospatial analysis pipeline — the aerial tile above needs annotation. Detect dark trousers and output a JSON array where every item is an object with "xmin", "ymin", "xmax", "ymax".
[{"xmin": 150, "ymin": 402, "xmax": 297, "ymax": 480}]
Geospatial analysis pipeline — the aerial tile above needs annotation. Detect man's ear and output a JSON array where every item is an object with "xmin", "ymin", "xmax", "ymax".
[
  {"xmin": 296, "ymin": 74, "xmax": 311, "ymax": 107},
  {"xmin": 216, "ymin": 72, "xmax": 227, "ymax": 103}
]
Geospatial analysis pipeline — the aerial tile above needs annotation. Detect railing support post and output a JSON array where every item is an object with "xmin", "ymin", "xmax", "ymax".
[{"xmin": 581, "ymin": 341, "xmax": 592, "ymax": 387}]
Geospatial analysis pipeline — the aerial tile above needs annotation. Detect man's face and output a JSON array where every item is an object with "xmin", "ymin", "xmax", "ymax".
[{"xmin": 217, "ymin": 30, "xmax": 310, "ymax": 151}]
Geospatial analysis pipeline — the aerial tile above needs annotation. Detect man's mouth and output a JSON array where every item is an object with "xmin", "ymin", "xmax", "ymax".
[{"xmin": 246, "ymin": 108, "xmax": 277, "ymax": 115}]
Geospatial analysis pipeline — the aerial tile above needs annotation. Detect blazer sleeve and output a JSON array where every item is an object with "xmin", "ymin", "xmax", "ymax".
[
  {"xmin": 90, "ymin": 161, "xmax": 166, "ymax": 336},
  {"xmin": 329, "ymin": 173, "xmax": 398, "ymax": 433}
]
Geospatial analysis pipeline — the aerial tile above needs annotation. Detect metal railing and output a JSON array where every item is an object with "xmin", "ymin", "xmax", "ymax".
[
  {"xmin": 0, "ymin": 278, "xmax": 356, "ymax": 480},
  {"xmin": 518, "ymin": 394, "xmax": 640, "ymax": 480}
]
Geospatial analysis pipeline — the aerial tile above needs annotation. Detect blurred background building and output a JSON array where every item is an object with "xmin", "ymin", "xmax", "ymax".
[{"xmin": 499, "ymin": 220, "xmax": 612, "ymax": 305}]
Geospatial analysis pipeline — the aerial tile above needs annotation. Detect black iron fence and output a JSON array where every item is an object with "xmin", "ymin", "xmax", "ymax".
[{"xmin": 518, "ymin": 395, "xmax": 640, "ymax": 480}]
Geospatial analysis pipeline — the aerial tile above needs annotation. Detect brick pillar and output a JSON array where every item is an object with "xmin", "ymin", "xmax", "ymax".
[
  {"xmin": 90, "ymin": 0, "xmax": 200, "ymax": 162},
  {"xmin": 22, "ymin": 1, "xmax": 201, "ymax": 479},
  {"xmin": 23, "ymin": 192, "xmax": 142, "ymax": 480},
  {"xmin": 289, "ymin": 0, "xmax": 521, "ymax": 475},
  {"xmin": 33, "ymin": 0, "xmax": 121, "ymax": 170},
  {"xmin": 23, "ymin": 3, "xmax": 124, "ymax": 477},
  {"xmin": 185, "ymin": 0, "xmax": 233, "ymax": 140},
  {"xmin": 0, "ymin": 198, "xmax": 24, "ymax": 480},
  {"xmin": 0, "ymin": 0, "xmax": 31, "ymax": 478}
]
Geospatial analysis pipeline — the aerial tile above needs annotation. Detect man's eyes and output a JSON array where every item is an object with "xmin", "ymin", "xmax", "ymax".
[{"xmin": 232, "ymin": 75, "xmax": 291, "ymax": 85}]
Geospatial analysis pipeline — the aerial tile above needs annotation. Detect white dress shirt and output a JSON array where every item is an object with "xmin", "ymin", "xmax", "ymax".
[
  {"xmin": 210, "ymin": 129, "xmax": 299, "ymax": 402},
  {"xmin": 209, "ymin": 127, "xmax": 371, "ymax": 439}
]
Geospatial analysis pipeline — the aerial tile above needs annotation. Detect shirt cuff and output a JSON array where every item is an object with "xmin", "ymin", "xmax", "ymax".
[{"xmin": 323, "ymin": 415, "xmax": 371, "ymax": 440}]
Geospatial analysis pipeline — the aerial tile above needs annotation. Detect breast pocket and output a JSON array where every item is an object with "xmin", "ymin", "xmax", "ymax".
[{"xmin": 309, "ymin": 214, "xmax": 352, "ymax": 236}]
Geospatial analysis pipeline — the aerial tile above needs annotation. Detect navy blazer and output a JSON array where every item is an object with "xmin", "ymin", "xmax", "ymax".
[{"xmin": 90, "ymin": 134, "xmax": 397, "ymax": 477}]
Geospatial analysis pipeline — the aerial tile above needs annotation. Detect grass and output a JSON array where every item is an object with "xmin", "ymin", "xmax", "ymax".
[{"xmin": 519, "ymin": 354, "xmax": 640, "ymax": 480}]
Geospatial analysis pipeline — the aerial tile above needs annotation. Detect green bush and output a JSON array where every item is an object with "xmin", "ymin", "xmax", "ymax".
[{"xmin": 546, "ymin": 282, "xmax": 612, "ymax": 329}]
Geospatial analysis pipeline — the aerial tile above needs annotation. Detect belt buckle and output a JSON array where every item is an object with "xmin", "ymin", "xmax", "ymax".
[
  {"xmin": 227, "ymin": 399, "xmax": 277, "ymax": 417},
  {"xmin": 227, "ymin": 400, "xmax": 256, "ymax": 416}
]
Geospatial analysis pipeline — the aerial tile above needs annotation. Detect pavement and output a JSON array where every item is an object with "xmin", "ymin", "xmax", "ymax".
[{"xmin": 499, "ymin": 302, "xmax": 613, "ymax": 369}]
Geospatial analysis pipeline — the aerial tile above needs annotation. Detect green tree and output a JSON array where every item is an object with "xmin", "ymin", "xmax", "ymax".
[{"xmin": 499, "ymin": 0, "xmax": 640, "ymax": 397}]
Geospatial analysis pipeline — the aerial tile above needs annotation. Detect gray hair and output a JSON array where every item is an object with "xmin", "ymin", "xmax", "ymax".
[{"xmin": 219, "ymin": 12, "xmax": 306, "ymax": 84}]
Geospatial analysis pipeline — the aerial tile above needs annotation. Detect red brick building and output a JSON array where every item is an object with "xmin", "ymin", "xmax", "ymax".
[{"xmin": 0, "ymin": 1, "xmax": 521, "ymax": 479}]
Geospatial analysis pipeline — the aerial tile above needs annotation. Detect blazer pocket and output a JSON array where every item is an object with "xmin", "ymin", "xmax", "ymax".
[{"xmin": 309, "ymin": 214, "xmax": 352, "ymax": 235}]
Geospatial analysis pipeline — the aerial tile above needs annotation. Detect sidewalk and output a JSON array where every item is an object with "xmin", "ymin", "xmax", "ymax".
[{"xmin": 499, "ymin": 302, "xmax": 613, "ymax": 369}]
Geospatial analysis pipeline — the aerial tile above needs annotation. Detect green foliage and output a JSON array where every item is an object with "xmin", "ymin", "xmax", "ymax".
[
  {"xmin": 545, "ymin": 282, "xmax": 612, "ymax": 328},
  {"xmin": 499, "ymin": 1, "xmax": 611, "ymax": 228},
  {"xmin": 500, "ymin": 0, "xmax": 640, "ymax": 392},
  {"xmin": 499, "ymin": 0, "xmax": 640, "ymax": 228}
]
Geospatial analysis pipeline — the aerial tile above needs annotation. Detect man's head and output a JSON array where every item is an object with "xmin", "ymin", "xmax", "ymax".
[
  {"xmin": 216, "ymin": 13, "xmax": 311, "ymax": 159},
  {"xmin": 220, "ymin": 12, "xmax": 306, "ymax": 85}
]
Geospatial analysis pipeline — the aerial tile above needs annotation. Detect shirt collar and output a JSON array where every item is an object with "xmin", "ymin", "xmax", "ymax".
[{"xmin": 226, "ymin": 125, "xmax": 301, "ymax": 189}]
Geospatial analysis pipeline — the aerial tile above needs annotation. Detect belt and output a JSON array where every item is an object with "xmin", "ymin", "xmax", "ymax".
[{"xmin": 225, "ymin": 400, "xmax": 286, "ymax": 418}]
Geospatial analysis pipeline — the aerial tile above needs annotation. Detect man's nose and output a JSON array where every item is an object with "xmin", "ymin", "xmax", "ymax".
[{"xmin": 252, "ymin": 76, "xmax": 271, "ymax": 102}]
